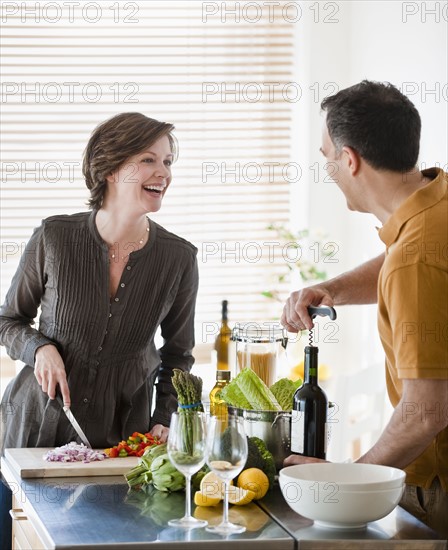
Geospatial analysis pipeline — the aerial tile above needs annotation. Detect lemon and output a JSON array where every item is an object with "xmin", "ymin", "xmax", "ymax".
[
  {"xmin": 289, "ymin": 361, "xmax": 330, "ymax": 381},
  {"xmin": 319, "ymin": 363, "xmax": 330, "ymax": 380},
  {"xmin": 241, "ymin": 507, "xmax": 269, "ymax": 532},
  {"xmin": 194, "ymin": 490, "xmax": 222, "ymax": 507},
  {"xmin": 200, "ymin": 471, "xmax": 232, "ymax": 499},
  {"xmin": 228, "ymin": 508, "xmax": 247, "ymax": 527},
  {"xmin": 227, "ymin": 486, "xmax": 256, "ymax": 506},
  {"xmin": 209, "ymin": 460, "xmax": 234, "ymax": 471},
  {"xmin": 237, "ymin": 468, "xmax": 270, "ymax": 500},
  {"xmin": 289, "ymin": 361, "xmax": 304, "ymax": 381},
  {"xmin": 194, "ymin": 505, "xmax": 222, "ymax": 522}
]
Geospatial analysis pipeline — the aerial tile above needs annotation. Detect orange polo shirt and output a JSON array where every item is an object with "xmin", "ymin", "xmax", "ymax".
[{"xmin": 377, "ymin": 167, "xmax": 448, "ymax": 491}]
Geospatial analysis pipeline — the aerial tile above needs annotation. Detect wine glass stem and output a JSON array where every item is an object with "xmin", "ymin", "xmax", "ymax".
[
  {"xmin": 223, "ymin": 480, "xmax": 230, "ymax": 524},
  {"xmin": 185, "ymin": 474, "xmax": 192, "ymax": 519}
]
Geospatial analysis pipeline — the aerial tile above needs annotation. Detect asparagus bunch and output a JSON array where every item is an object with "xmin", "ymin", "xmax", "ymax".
[
  {"xmin": 172, "ymin": 369, "xmax": 204, "ymax": 412},
  {"xmin": 171, "ymin": 369, "xmax": 204, "ymax": 456}
]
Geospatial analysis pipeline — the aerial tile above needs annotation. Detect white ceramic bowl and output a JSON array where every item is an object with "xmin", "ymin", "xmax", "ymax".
[{"xmin": 279, "ymin": 463, "xmax": 406, "ymax": 530}]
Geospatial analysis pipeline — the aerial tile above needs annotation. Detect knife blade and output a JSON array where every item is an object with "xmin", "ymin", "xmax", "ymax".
[
  {"xmin": 55, "ymin": 391, "xmax": 92, "ymax": 448},
  {"xmin": 62, "ymin": 406, "xmax": 92, "ymax": 449}
]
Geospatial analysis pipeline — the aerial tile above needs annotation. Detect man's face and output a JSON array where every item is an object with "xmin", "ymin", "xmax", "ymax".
[{"xmin": 319, "ymin": 120, "xmax": 362, "ymax": 212}]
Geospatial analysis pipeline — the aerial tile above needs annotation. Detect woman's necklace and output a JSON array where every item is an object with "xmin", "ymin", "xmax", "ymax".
[{"xmin": 109, "ymin": 218, "xmax": 150, "ymax": 261}]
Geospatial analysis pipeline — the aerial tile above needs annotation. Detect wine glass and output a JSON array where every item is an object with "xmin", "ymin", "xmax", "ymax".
[
  {"xmin": 205, "ymin": 413, "xmax": 248, "ymax": 534},
  {"xmin": 167, "ymin": 411, "xmax": 208, "ymax": 529}
]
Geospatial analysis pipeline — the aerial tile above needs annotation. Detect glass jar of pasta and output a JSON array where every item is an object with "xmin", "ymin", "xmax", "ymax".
[{"xmin": 232, "ymin": 323, "xmax": 288, "ymax": 387}]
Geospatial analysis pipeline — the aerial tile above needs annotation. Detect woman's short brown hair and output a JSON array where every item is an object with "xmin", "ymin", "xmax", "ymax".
[{"xmin": 82, "ymin": 112, "xmax": 178, "ymax": 209}]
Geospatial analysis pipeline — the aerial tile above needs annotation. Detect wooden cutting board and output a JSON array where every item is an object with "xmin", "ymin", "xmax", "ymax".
[{"xmin": 4, "ymin": 448, "xmax": 139, "ymax": 478}]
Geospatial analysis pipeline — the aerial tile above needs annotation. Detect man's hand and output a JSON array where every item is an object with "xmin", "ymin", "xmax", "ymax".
[
  {"xmin": 284, "ymin": 454, "xmax": 329, "ymax": 466},
  {"xmin": 149, "ymin": 424, "xmax": 170, "ymax": 443},
  {"xmin": 34, "ymin": 344, "xmax": 71, "ymax": 407},
  {"xmin": 281, "ymin": 287, "xmax": 334, "ymax": 332},
  {"xmin": 281, "ymin": 254, "xmax": 384, "ymax": 332}
]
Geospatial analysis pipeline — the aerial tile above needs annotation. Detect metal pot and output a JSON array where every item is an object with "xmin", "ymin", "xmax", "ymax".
[{"xmin": 228, "ymin": 406, "xmax": 291, "ymax": 471}]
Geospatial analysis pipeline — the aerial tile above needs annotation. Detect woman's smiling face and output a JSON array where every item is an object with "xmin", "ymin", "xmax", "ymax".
[{"xmin": 105, "ymin": 135, "xmax": 173, "ymax": 213}]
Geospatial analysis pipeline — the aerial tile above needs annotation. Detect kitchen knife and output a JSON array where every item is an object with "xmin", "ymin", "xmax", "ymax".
[
  {"xmin": 62, "ymin": 406, "xmax": 92, "ymax": 448},
  {"xmin": 56, "ymin": 394, "xmax": 92, "ymax": 448}
]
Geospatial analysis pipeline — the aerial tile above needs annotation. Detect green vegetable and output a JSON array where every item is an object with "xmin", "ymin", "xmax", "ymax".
[
  {"xmin": 219, "ymin": 426, "xmax": 248, "ymax": 466},
  {"xmin": 172, "ymin": 369, "xmax": 203, "ymax": 412},
  {"xmin": 126, "ymin": 485, "xmax": 186, "ymax": 525},
  {"xmin": 270, "ymin": 378, "xmax": 302, "ymax": 410},
  {"xmin": 220, "ymin": 367, "xmax": 281, "ymax": 411},
  {"xmin": 151, "ymin": 454, "xmax": 186, "ymax": 492},
  {"xmin": 242, "ymin": 436, "xmax": 276, "ymax": 489},
  {"xmin": 125, "ymin": 441, "xmax": 210, "ymax": 492},
  {"xmin": 172, "ymin": 369, "xmax": 204, "ymax": 456},
  {"xmin": 142, "ymin": 441, "xmax": 168, "ymax": 464},
  {"xmin": 220, "ymin": 382, "xmax": 252, "ymax": 409},
  {"xmin": 124, "ymin": 443, "xmax": 168, "ymax": 488}
]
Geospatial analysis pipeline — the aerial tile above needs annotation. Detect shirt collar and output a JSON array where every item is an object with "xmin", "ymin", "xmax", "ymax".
[{"xmin": 378, "ymin": 168, "xmax": 447, "ymax": 247}]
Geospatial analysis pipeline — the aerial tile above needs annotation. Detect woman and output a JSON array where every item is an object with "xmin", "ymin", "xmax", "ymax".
[{"xmin": 0, "ymin": 112, "xmax": 199, "ymax": 452}]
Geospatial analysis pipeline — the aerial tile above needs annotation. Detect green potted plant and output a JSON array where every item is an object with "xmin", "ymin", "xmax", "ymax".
[{"xmin": 262, "ymin": 223, "xmax": 335, "ymax": 381}]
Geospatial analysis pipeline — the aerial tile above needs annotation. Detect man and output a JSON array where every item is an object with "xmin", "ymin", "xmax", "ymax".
[{"xmin": 282, "ymin": 80, "xmax": 447, "ymax": 537}]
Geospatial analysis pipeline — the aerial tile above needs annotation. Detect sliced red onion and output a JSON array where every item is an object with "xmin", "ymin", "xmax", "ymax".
[{"xmin": 43, "ymin": 442, "xmax": 107, "ymax": 463}]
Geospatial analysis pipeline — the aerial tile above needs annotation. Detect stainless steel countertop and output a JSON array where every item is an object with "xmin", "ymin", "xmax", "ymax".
[
  {"xmin": 257, "ymin": 483, "xmax": 447, "ymax": 549},
  {"xmin": 2, "ymin": 458, "xmax": 293, "ymax": 549},
  {"xmin": 2, "ymin": 455, "xmax": 447, "ymax": 549}
]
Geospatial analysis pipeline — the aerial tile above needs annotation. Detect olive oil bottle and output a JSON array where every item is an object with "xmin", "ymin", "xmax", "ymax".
[
  {"xmin": 209, "ymin": 370, "xmax": 231, "ymax": 416},
  {"xmin": 214, "ymin": 300, "xmax": 231, "ymax": 370}
]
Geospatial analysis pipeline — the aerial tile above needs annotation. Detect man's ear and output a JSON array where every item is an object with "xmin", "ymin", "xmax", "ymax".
[{"xmin": 341, "ymin": 146, "xmax": 361, "ymax": 176}]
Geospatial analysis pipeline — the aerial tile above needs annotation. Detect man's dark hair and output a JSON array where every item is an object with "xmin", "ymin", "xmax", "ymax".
[{"xmin": 321, "ymin": 80, "xmax": 421, "ymax": 172}]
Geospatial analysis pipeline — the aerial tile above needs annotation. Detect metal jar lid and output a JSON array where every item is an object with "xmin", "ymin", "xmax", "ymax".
[{"xmin": 231, "ymin": 323, "xmax": 288, "ymax": 348}]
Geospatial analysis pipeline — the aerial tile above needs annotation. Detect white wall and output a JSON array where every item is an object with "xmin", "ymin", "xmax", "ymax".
[
  {"xmin": 349, "ymin": 1, "xmax": 447, "ymax": 167},
  {"xmin": 292, "ymin": 1, "xmax": 446, "ymax": 459},
  {"xmin": 294, "ymin": 0, "xmax": 447, "ymax": 378}
]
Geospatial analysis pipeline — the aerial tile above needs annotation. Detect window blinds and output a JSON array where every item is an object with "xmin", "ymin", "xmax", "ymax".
[{"xmin": 1, "ymin": 1, "xmax": 297, "ymax": 345}]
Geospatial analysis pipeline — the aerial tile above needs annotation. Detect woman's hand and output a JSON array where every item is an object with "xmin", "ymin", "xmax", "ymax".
[
  {"xmin": 149, "ymin": 424, "xmax": 170, "ymax": 443},
  {"xmin": 34, "ymin": 344, "xmax": 71, "ymax": 407}
]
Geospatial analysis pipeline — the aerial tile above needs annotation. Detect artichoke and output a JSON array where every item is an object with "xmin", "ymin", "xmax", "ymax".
[
  {"xmin": 126, "ymin": 485, "xmax": 185, "ymax": 526},
  {"xmin": 125, "ymin": 442, "xmax": 209, "ymax": 493},
  {"xmin": 150, "ymin": 454, "xmax": 186, "ymax": 492},
  {"xmin": 125, "ymin": 443, "xmax": 167, "ymax": 488},
  {"xmin": 142, "ymin": 442, "xmax": 168, "ymax": 465}
]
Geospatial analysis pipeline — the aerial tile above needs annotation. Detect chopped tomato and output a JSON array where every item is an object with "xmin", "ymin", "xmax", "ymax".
[
  {"xmin": 107, "ymin": 447, "xmax": 119, "ymax": 458},
  {"xmin": 105, "ymin": 431, "xmax": 160, "ymax": 457}
]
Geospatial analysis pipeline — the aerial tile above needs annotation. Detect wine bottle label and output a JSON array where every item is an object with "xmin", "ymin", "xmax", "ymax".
[{"xmin": 290, "ymin": 409, "xmax": 304, "ymax": 454}]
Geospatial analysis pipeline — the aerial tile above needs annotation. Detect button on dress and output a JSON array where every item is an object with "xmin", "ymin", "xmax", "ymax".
[{"xmin": 0, "ymin": 211, "xmax": 198, "ymax": 451}]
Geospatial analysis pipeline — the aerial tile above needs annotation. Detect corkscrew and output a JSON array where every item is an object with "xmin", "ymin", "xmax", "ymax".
[{"xmin": 306, "ymin": 305, "xmax": 337, "ymax": 346}]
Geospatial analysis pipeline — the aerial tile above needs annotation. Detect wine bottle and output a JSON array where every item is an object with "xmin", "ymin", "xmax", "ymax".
[
  {"xmin": 290, "ymin": 345, "xmax": 327, "ymax": 459},
  {"xmin": 209, "ymin": 370, "xmax": 231, "ymax": 416},
  {"xmin": 215, "ymin": 300, "xmax": 231, "ymax": 371}
]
